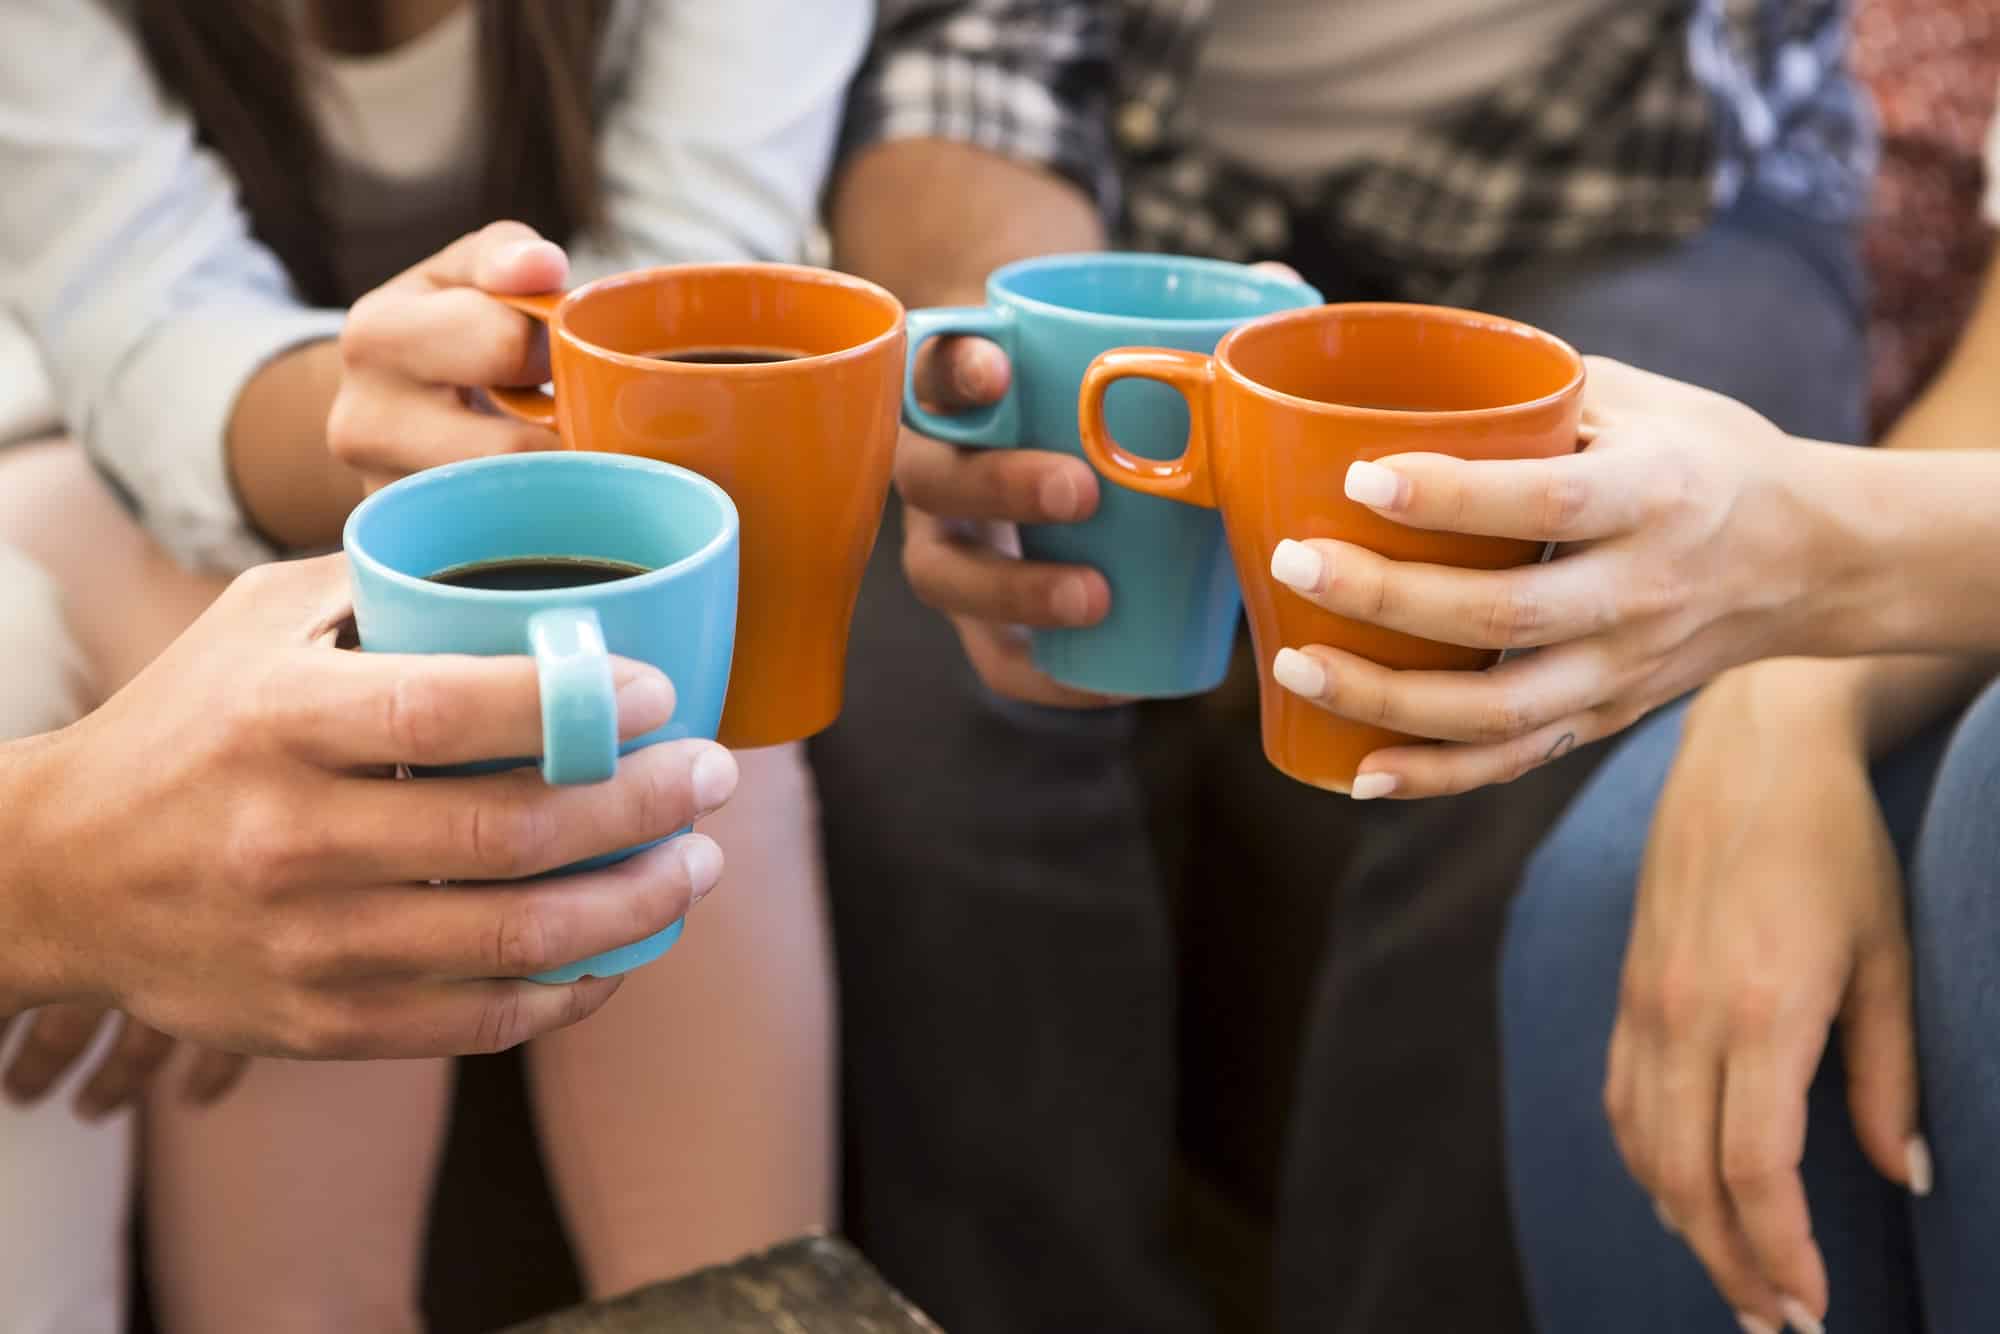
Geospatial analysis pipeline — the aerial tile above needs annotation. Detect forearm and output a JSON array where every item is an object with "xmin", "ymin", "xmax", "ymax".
[
  {"xmin": 225, "ymin": 339, "xmax": 365, "ymax": 550},
  {"xmin": 830, "ymin": 139, "xmax": 1105, "ymax": 306},
  {"xmin": 1694, "ymin": 654, "xmax": 1997, "ymax": 768}
]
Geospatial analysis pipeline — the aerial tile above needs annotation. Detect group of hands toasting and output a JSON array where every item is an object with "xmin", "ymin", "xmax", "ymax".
[{"xmin": 11, "ymin": 219, "xmax": 1997, "ymax": 1333}]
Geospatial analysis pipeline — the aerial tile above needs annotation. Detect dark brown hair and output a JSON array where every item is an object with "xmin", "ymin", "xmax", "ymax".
[{"xmin": 132, "ymin": 0, "xmax": 613, "ymax": 305}]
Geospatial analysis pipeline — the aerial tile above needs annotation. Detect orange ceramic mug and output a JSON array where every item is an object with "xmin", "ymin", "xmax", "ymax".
[
  {"xmin": 1078, "ymin": 303, "xmax": 1584, "ymax": 792},
  {"xmin": 489, "ymin": 264, "xmax": 906, "ymax": 748}
]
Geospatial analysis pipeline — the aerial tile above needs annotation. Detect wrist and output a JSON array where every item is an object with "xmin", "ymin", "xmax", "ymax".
[
  {"xmin": 1689, "ymin": 658, "xmax": 1872, "ymax": 760},
  {"xmin": 1792, "ymin": 443, "xmax": 1947, "ymax": 657},
  {"xmin": 0, "ymin": 732, "xmax": 79, "ymax": 1010}
]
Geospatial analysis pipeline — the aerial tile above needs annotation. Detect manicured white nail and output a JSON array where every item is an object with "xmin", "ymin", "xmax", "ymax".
[
  {"xmin": 1273, "ymin": 648, "xmax": 1326, "ymax": 699},
  {"xmin": 1270, "ymin": 539, "xmax": 1325, "ymax": 593},
  {"xmin": 1345, "ymin": 460, "xmax": 1405, "ymax": 510},
  {"xmin": 1350, "ymin": 772, "xmax": 1398, "ymax": 801},
  {"xmin": 1780, "ymin": 1297, "xmax": 1824, "ymax": 1334},
  {"xmin": 1654, "ymin": 1199, "xmax": 1679, "ymax": 1234},
  {"xmin": 1906, "ymin": 1135, "xmax": 1934, "ymax": 1197},
  {"xmin": 1738, "ymin": 1315, "xmax": 1779, "ymax": 1334}
]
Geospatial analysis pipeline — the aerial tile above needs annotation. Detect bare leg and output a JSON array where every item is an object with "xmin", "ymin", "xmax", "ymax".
[
  {"xmin": 0, "ymin": 441, "xmax": 450, "ymax": 1333},
  {"xmin": 527, "ymin": 742, "xmax": 836, "ymax": 1296},
  {"xmin": 0, "ymin": 439, "xmax": 229, "ymax": 700}
]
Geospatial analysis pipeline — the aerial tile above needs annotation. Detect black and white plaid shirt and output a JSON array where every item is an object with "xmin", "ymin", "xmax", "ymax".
[{"xmin": 844, "ymin": 0, "xmax": 1874, "ymax": 300}]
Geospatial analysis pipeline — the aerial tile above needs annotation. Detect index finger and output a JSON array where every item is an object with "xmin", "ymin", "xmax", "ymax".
[
  {"xmin": 284, "ymin": 651, "xmax": 677, "ymax": 769},
  {"xmin": 1343, "ymin": 439, "xmax": 1650, "ymax": 543},
  {"xmin": 389, "ymin": 220, "xmax": 568, "ymax": 297},
  {"xmin": 912, "ymin": 335, "xmax": 1012, "ymax": 412}
]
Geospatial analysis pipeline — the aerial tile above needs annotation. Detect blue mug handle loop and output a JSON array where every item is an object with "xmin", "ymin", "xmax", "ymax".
[
  {"xmin": 527, "ymin": 606, "xmax": 618, "ymax": 785},
  {"xmin": 902, "ymin": 306, "xmax": 1022, "ymax": 447}
]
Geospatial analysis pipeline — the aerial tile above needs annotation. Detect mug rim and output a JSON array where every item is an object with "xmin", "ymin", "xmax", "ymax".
[
  {"xmin": 1213, "ymin": 301, "xmax": 1586, "ymax": 421},
  {"xmin": 342, "ymin": 452, "xmax": 739, "ymax": 603},
  {"xmin": 986, "ymin": 251, "xmax": 1324, "ymax": 332},
  {"xmin": 544, "ymin": 262, "xmax": 906, "ymax": 377}
]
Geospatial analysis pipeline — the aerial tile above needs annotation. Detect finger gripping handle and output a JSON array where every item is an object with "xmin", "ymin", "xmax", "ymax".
[
  {"xmin": 485, "ymin": 291, "xmax": 564, "ymax": 430},
  {"xmin": 528, "ymin": 606, "xmax": 617, "ymax": 785},
  {"xmin": 901, "ymin": 306, "xmax": 1021, "ymax": 447}
]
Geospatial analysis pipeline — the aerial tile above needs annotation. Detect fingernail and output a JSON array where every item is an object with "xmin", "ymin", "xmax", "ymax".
[
  {"xmin": 616, "ymin": 672, "xmax": 673, "ymax": 727},
  {"xmin": 1040, "ymin": 469, "xmax": 1083, "ymax": 522},
  {"xmin": 1350, "ymin": 772, "xmax": 1398, "ymax": 801},
  {"xmin": 1906, "ymin": 1134, "xmax": 1934, "ymax": 1197},
  {"xmin": 1346, "ymin": 460, "xmax": 1406, "ymax": 510},
  {"xmin": 1779, "ymin": 1297, "xmax": 1824, "ymax": 1334},
  {"xmin": 1270, "ymin": 539, "xmax": 1325, "ymax": 593},
  {"xmin": 677, "ymin": 834, "xmax": 724, "ymax": 903},
  {"xmin": 1654, "ymin": 1199, "xmax": 1679, "ymax": 1234},
  {"xmin": 500, "ymin": 238, "xmax": 561, "ymax": 271},
  {"xmin": 1051, "ymin": 576, "xmax": 1093, "ymax": 626},
  {"xmin": 1272, "ymin": 647, "xmax": 1326, "ymax": 698},
  {"xmin": 690, "ymin": 745, "xmax": 739, "ymax": 812},
  {"xmin": 1738, "ymin": 1315, "xmax": 1780, "ymax": 1334}
]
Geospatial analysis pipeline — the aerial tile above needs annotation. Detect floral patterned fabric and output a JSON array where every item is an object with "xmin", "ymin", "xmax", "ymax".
[{"xmin": 1854, "ymin": 1, "xmax": 2000, "ymax": 433}]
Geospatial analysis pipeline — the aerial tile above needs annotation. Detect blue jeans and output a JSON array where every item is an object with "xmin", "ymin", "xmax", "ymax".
[{"xmin": 1502, "ymin": 679, "xmax": 2000, "ymax": 1331}]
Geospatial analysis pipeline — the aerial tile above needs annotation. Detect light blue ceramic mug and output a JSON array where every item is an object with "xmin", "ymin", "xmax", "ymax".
[
  {"xmin": 343, "ymin": 452, "xmax": 739, "ymax": 982},
  {"xmin": 903, "ymin": 253, "xmax": 1321, "ymax": 697}
]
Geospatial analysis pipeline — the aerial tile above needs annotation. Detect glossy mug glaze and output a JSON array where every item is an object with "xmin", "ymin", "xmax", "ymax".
[
  {"xmin": 489, "ymin": 264, "xmax": 905, "ymax": 748},
  {"xmin": 1080, "ymin": 303, "xmax": 1584, "ymax": 791},
  {"xmin": 903, "ymin": 253, "xmax": 1322, "ymax": 698},
  {"xmin": 344, "ymin": 452, "xmax": 739, "ymax": 981}
]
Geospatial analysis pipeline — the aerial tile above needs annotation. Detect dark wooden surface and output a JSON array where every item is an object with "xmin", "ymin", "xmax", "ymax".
[{"xmin": 498, "ymin": 1235, "xmax": 944, "ymax": 1334}]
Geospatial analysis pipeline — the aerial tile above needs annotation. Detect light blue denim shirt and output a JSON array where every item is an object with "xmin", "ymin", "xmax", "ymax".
[{"xmin": 0, "ymin": 0, "xmax": 871, "ymax": 571}]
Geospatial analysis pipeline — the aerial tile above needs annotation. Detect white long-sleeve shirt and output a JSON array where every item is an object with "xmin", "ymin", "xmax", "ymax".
[{"xmin": 0, "ymin": 0, "xmax": 870, "ymax": 570}]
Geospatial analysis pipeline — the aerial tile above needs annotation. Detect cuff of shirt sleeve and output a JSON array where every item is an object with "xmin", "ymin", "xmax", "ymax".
[{"xmin": 90, "ymin": 302, "xmax": 346, "ymax": 575}]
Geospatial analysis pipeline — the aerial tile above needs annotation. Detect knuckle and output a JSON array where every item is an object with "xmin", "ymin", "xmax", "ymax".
[
  {"xmin": 1651, "ymin": 966, "xmax": 1707, "ymax": 1036},
  {"xmin": 221, "ymin": 801, "xmax": 306, "ymax": 895},
  {"xmin": 489, "ymin": 902, "xmax": 559, "ymax": 977},
  {"xmin": 1479, "ymin": 692, "xmax": 1534, "ymax": 744},
  {"xmin": 282, "ymin": 997, "xmax": 365, "ymax": 1060},
  {"xmin": 473, "ymin": 989, "xmax": 532, "ymax": 1055},
  {"xmin": 1726, "ymin": 977, "xmax": 1786, "ymax": 1037},
  {"xmin": 1719, "ymin": 1139, "xmax": 1792, "ymax": 1192},
  {"xmin": 382, "ymin": 673, "xmax": 454, "ymax": 761},
  {"xmin": 1539, "ymin": 471, "xmax": 1592, "ymax": 537},
  {"xmin": 458, "ymin": 795, "xmax": 557, "ymax": 880},
  {"xmin": 1483, "ymin": 585, "xmax": 1542, "ymax": 647},
  {"xmin": 337, "ymin": 294, "xmax": 391, "ymax": 366}
]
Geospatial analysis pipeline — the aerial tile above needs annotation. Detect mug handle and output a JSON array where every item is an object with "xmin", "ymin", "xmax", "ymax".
[
  {"xmin": 1078, "ymin": 348, "xmax": 1219, "ymax": 509},
  {"xmin": 902, "ymin": 306, "xmax": 1022, "ymax": 447},
  {"xmin": 485, "ymin": 292, "xmax": 565, "ymax": 431},
  {"xmin": 527, "ymin": 606, "xmax": 618, "ymax": 785}
]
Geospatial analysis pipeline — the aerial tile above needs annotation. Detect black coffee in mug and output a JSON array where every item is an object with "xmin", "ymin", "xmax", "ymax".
[
  {"xmin": 427, "ymin": 556, "xmax": 651, "ymax": 592},
  {"xmin": 646, "ymin": 346, "xmax": 808, "ymax": 365}
]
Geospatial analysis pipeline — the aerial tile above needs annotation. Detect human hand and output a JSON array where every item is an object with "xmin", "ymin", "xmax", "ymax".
[
  {"xmin": 329, "ymin": 221, "xmax": 571, "ymax": 492},
  {"xmin": 1265, "ymin": 357, "xmax": 1854, "ymax": 798},
  {"xmin": 3, "ymin": 554, "xmax": 737, "ymax": 1060},
  {"xmin": 1605, "ymin": 668, "xmax": 1929, "ymax": 1333},
  {"xmin": 895, "ymin": 329, "xmax": 1116, "ymax": 707},
  {"xmin": 1, "ymin": 1006, "xmax": 245, "ymax": 1119}
]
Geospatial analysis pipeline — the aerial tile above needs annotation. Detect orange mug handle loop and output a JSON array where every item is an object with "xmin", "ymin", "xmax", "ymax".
[
  {"xmin": 1077, "ymin": 348, "xmax": 1219, "ymax": 510},
  {"xmin": 484, "ymin": 292, "xmax": 566, "ymax": 430}
]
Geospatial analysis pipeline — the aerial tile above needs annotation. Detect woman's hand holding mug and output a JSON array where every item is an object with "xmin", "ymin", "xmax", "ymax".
[
  {"xmin": 330, "ymin": 220, "xmax": 573, "ymax": 490},
  {"xmin": 1267, "ymin": 357, "xmax": 1864, "ymax": 798}
]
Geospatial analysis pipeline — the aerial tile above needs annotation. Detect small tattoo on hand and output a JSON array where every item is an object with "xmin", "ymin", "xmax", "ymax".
[{"xmin": 1544, "ymin": 732, "xmax": 1577, "ymax": 762}]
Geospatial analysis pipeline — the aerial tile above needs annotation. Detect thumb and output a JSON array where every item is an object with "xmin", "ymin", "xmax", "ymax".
[{"xmin": 1839, "ymin": 932, "xmax": 1930, "ymax": 1196}]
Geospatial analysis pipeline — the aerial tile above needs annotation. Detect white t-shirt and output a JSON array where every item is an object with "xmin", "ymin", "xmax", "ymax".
[
  {"xmin": 1187, "ymin": 0, "xmax": 1621, "ymax": 181},
  {"xmin": 1985, "ymin": 85, "xmax": 2000, "ymax": 225}
]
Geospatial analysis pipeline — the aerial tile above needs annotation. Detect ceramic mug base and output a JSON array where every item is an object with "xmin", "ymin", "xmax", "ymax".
[{"xmin": 531, "ymin": 917, "xmax": 685, "ymax": 984}]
